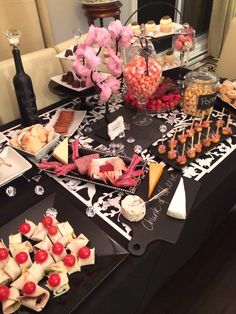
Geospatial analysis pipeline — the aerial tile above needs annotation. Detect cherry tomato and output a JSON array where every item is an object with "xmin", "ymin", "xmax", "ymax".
[
  {"xmin": 47, "ymin": 225, "xmax": 58, "ymax": 236},
  {"xmin": 0, "ymin": 248, "xmax": 8, "ymax": 261},
  {"xmin": 63, "ymin": 254, "xmax": 76, "ymax": 267},
  {"xmin": 41, "ymin": 215, "xmax": 53, "ymax": 227},
  {"xmin": 15, "ymin": 252, "xmax": 28, "ymax": 264},
  {"xmin": 34, "ymin": 250, "xmax": 48, "ymax": 264},
  {"xmin": 78, "ymin": 246, "xmax": 91, "ymax": 259},
  {"xmin": 52, "ymin": 242, "xmax": 64, "ymax": 255},
  {"xmin": 19, "ymin": 222, "xmax": 31, "ymax": 235},
  {"xmin": 0, "ymin": 285, "xmax": 10, "ymax": 302},
  {"xmin": 48, "ymin": 273, "xmax": 61, "ymax": 287},
  {"xmin": 23, "ymin": 281, "xmax": 36, "ymax": 295}
]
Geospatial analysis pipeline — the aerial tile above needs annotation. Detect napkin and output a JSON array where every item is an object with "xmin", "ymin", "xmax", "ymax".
[{"xmin": 167, "ymin": 177, "xmax": 186, "ymax": 220}]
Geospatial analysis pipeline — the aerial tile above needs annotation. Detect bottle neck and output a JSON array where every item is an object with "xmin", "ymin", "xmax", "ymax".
[{"xmin": 12, "ymin": 47, "xmax": 25, "ymax": 73}]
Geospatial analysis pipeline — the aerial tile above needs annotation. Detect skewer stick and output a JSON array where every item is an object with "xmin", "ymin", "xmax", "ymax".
[
  {"xmin": 191, "ymin": 135, "xmax": 194, "ymax": 148},
  {"xmin": 172, "ymin": 130, "xmax": 177, "ymax": 140},
  {"xmin": 216, "ymin": 125, "xmax": 219, "ymax": 135},
  {"xmin": 198, "ymin": 132, "xmax": 201, "ymax": 144},
  {"xmin": 221, "ymin": 107, "xmax": 225, "ymax": 117},
  {"xmin": 182, "ymin": 143, "xmax": 186, "ymax": 157},
  {"xmin": 182, "ymin": 127, "xmax": 185, "ymax": 136},
  {"xmin": 206, "ymin": 127, "xmax": 210, "ymax": 139},
  {"xmin": 226, "ymin": 114, "xmax": 231, "ymax": 128},
  {"xmin": 207, "ymin": 107, "xmax": 213, "ymax": 121}
]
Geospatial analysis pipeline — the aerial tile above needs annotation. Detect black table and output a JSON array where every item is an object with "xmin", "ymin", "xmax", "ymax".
[{"xmin": 1, "ymin": 71, "xmax": 236, "ymax": 314}]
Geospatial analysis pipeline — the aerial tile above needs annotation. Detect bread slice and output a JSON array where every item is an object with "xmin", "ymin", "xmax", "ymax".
[
  {"xmin": 52, "ymin": 138, "xmax": 68, "ymax": 164},
  {"xmin": 148, "ymin": 162, "xmax": 163, "ymax": 198}
]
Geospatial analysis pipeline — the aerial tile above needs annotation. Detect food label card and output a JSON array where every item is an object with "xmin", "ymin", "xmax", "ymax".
[{"xmin": 107, "ymin": 116, "xmax": 125, "ymax": 141}]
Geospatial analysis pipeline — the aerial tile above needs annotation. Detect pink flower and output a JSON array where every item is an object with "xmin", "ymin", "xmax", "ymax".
[
  {"xmin": 84, "ymin": 47, "xmax": 101, "ymax": 69},
  {"xmin": 85, "ymin": 70, "xmax": 103, "ymax": 87},
  {"xmin": 104, "ymin": 76, "xmax": 120, "ymax": 94},
  {"xmin": 119, "ymin": 26, "xmax": 133, "ymax": 48},
  {"xmin": 72, "ymin": 61, "xmax": 90, "ymax": 78},
  {"xmin": 107, "ymin": 48, "xmax": 123, "ymax": 77},
  {"xmin": 98, "ymin": 82, "xmax": 112, "ymax": 102},
  {"xmin": 108, "ymin": 20, "xmax": 123, "ymax": 39},
  {"xmin": 94, "ymin": 27, "xmax": 111, "ymax": 47},
  {"xmin": 75, "ymin": 43, "xmax": 87, "ymax": 58},
  {"xmin": 84, "ymin": 25, "xmax": 96, "ymax": 46}
]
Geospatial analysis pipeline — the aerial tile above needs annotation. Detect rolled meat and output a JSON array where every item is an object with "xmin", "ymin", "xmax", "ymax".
[
  {"xmin": 21, "ymin": 284, "xmax": 50, "ymax": 312},
  {"xmin": 46, "ymin": 272, "xmax": 70, "ymax": 297},
  {"xmin": 33, "ymin": 236, "xmax": 52, "ymax": 252},
  {"xmin": 66, "ymin": 233, "xmax": 89, "ymax": 255},
  {"xmin": 31, "ymin": 223, "xmax": 48, "ymax": 242},
  {"xmin": 3, "ymin": 257, "xmax": 21, "ymax": 282},
  {"xmin": 27, "ymin": 263, "xmax": 44, "ymax": 283},
  {"xmin": 9, "ymin": 241, "xmax": 33, "ymax": 257},
  {"xmin": 0, "ymin": 270, "xmax": 11, "ymax": 285},
  {"xmin": 78, "ymin": 248, "xmax": 95, "ymax": 268},
  {"xmin": 0, "ymin": 241, "xmax": 9, "ymax": 270},
  {"xmin": 2, "ymin": 287, "xmax": 21, "ymax": 314},
  {"xmin": 45, "ymin": 261, "xmax": 66, "ymax": 274},
  {"xmin": 57, "ymin": 221, "xmax": 75, "ymax": 243}
]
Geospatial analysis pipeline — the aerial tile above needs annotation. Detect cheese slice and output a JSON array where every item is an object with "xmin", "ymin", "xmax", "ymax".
[
  {"xmin": 167, "ymin": 178, "xmax": 186, "ymax": 220},
  {"xmin": 52, "ymin": 138, "xmax": 68, "ymax": 164},
  {"xmin": 148, "ymin": 162, "xmax": 163, "ymax": 198}
]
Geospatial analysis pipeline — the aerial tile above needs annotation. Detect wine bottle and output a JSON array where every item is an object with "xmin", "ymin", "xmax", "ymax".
[{"xmin": 12, "ymin": 46, "xmax": 40, "ymax": 126}]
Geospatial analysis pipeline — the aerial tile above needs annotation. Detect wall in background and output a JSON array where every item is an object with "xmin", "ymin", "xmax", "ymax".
[{"xmin": 45, "ymin": 0, "xmax": 134, "ymax": 44}]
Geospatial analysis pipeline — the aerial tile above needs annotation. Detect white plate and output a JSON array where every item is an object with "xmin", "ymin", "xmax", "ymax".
[
  {"xmin": 56, "ymin": 46, "xmax": 77, "ymax": 61},
  {"xmin": 0, "ymin": 132, "xmax": 8, "ymax": 144},
  {"xmin": 12, "ymin": 133, "xmax": 61, "ymax": 161},
  {"xmin": 0, "ymin": 146, "xmax": 32, "ymax": 187},
  {"xmin": 51, "ymin": 73, "xmax": 88, "ymax": 92},
  {"xmin": 47, "ymin": 109, "xmax": 86, "ymax": 137},
  {"xmin": 51, "ymin": 72, "xmax": 110, "ymax": 92}
]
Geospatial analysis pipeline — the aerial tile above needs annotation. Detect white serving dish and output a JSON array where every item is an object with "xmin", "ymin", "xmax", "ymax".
[
  {"xmin": 0, "ymin": 132, "xmax": 8, "ymax": 144},
  {"xmin": 47, "ymin": 109, "xmax": 86, "ymax": 137},
  {"xmin": 0, "ymin": 146, "xmax": 32, "ymax": 187},
  {"xmin": 13, "ymin": 133, "xmax": 60, "ymax": 161}
]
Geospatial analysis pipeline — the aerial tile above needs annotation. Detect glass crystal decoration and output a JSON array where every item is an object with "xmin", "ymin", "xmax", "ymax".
[
  {"xmin": 6, "ymin": 186, "xmax": 16, "ymax": 197},
  {"xmin": 159, "ymin": 124, "xmax": 167, "ymax": 134},
  {"xmin": 5, "ymin": 29, "xmax": 21, "ymax": 47},
  {"xmin": 134, "ymin": 145, "xmax": 142, "ymax": 154},
  {"xmin": 46, "ymin": 207, "xmax": 58, "ymax": 218},
  {"xmin": 86, "ymin": 206, "xmax": 97, "ymax": 217},
  {"xmin": 34, "ymin": 185, "xmax": 44, "ymax": 195},
  {"xmin": 126, "ymin": 137, "xmax": 135, "ymax": 144}
]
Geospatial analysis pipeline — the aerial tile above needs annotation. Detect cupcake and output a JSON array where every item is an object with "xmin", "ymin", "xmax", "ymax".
[
  {"xmin": 160, "ymin": 16, "xmax": 172, "ymax": 33},
  {"xmin": 145, "ymin": 20, "xmax": 156, "ymax": 36},
  {"xmin": 129, "ymin": 21, "xmax": 141, "ymax": 37},
  {"xmin": 164, "ymin": 50, "xmax": 175, "ymax": 66}
]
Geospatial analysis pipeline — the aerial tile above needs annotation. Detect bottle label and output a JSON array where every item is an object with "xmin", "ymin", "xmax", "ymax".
[{"xmin": 197, "ymin": 92, "xmax": 217, "ymax": 109}]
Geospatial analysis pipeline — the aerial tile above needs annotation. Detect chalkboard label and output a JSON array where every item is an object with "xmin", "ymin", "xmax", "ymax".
[{"xmin": 197, "ymin": 92, "xmax": 217, "ymax": 109}]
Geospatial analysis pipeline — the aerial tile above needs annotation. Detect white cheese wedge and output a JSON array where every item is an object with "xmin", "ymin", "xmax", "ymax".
[
  {"xmin": 52, "ymin": 137, "xmax": 68, "ymax": 164},
  {"xmin": 167, "ymin": 178, "xmax": 186, "ymax": 220}
]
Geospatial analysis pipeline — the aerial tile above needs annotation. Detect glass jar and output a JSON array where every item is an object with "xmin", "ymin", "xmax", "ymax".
[
  {"xmin": 182, "ymin": 68, "xmax": 218, "ymax": 117},
  {"xmin": 123, "ymin": 33, "xmax": 162, "ymax": 126}
]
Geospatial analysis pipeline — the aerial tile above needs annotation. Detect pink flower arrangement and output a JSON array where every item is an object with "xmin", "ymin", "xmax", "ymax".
[{"xmin": 72, "ymin": 20, "xmax": 133, "ymax": 102}]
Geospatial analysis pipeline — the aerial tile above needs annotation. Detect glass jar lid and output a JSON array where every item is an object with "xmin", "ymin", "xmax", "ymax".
[{"xmin": 185, "ymin": 68, "xmax": 218, "ymax": 86}]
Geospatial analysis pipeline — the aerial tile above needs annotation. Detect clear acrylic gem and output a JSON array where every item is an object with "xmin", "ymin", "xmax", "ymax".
[
  {"xmin": 32, "ymin": 175, "xmax": 42, "ymax": 182},
  {"xmin": 134, "ymin": 145, "xmax": 142, "ymax": 154},
  {"xmin": 34, "ymin": 185, "xmax": 44, "ymax": 195},
  {"xmin": 86, "ymin": 206, "xmax": 96, "ymax": 217},
  {"xmin": 126, "ymin": 137, "xmax": 135, "ymax": 143},
  {"xmin": 6, "ymin": 186, "xmax": 16, "ymax": 197},
  {"xmin": 83, "ymin": 126, "xmax": 92, "ymax": 134},
  {"xmin": 124, "ymin": 123, "xmax": 131, "ymax": 130},
  {"xmin": 159, "ymin": 124, "xmax": 167, "ymax": 134},
  {"xmin": 45, "ymin": 207, "xmax": 58, "ymax": 218}
]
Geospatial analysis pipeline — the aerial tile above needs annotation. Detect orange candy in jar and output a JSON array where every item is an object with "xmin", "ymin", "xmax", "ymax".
[{"xmin": 123, "ymin": 55, "xmax": 162, "ymax": 101}]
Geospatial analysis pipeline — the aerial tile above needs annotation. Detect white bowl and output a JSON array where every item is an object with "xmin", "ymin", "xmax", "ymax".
[{"xmin": 12, "ymin": 133, "xmax": 60, "ymax": 161}]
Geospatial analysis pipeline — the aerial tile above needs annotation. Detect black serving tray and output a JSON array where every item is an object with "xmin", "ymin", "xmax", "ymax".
[
  {"xmin": 150, "ymin": 115, "xmax": 235, "ymax": 170},
  {"xmin": 0, "ymin": 190, "xmax": 128, "ymax": 314},
  {"xmin": 42, "ymin": 147, "xmax": 147, "ymax": 195}
]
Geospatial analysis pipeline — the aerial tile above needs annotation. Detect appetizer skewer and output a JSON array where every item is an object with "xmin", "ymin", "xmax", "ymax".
[
  {"xmin": 186, "ymin": 119, "xmax": 195, "ymax": 138},
  {"xmin": 202, "ymin": 127, "xmax": 211, "ymax": 147},
  {"xmin": 216, "ymin": 107, "xmax": 225, "ymax": 128},
  {"xmin": 202, "ymin": 108, "xmax": 213, "ymax": 128},
  {"xmin": 178, "ymin": 127, "xmax": 186, "ymax": 144},
  {"xmin": 187, "ymin": 136, "xmax": 196, "ymax": 159},
  {"xmin": 194, "ymin": 111, "xmax": 204, "ymax": 132},
  {"xmin": 168, "ymin": 130, "xmax": 177, "ymax": 149},
  {"xmin": 222, "ymin": 114, "xmax": 233, "ymax": 135},
  {"xmin": 211, "ymin": 125, "xmax": 220, "ymax": 143},
  {"xmin": 194, "ymin": 132, "xmax": 203, "ymax": 153},
  {"xmin": 177, "ymin": 143, "xmax": 187, "ymax": 165}
]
